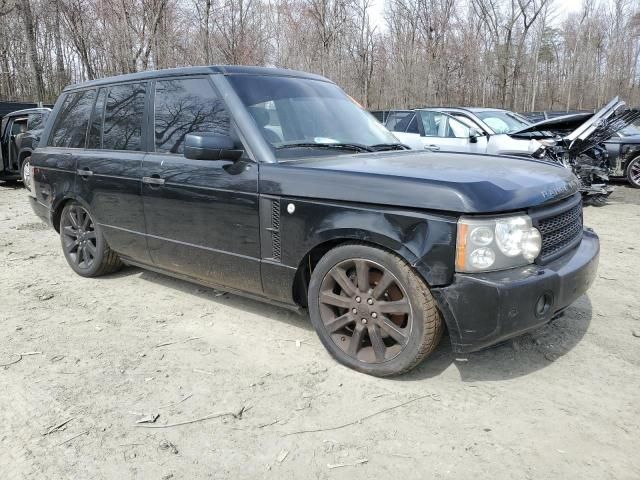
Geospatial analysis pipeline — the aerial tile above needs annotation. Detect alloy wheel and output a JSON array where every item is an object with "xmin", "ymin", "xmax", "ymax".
[
  {"xmin": 22, "ymin": 159, "xmax": 31, "ymax": 190},
  {"xmin": 630, "ymin": 159, "xmax": 640, "ymax": 187},
  {"xmin": 318, "ymin": 258, "xmax": 413, "ymax": 364},
  {"xmin": 61, "ymin": 205, "xmax": 97, "ymax": 270}
]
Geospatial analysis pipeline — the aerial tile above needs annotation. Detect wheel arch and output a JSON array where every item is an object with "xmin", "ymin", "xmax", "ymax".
[
  {"xmin": 51, "ymin": 194, "xmax": 91, "ymax": 233},
  {"xmin": 291, "ymin": 230, "xmax": 427, "ymax": 308}
]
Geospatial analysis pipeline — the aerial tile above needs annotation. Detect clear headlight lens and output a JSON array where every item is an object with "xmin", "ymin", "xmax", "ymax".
[{"xmin": 456, "ymin": 214, "xmax": 542, "ymax": 272}]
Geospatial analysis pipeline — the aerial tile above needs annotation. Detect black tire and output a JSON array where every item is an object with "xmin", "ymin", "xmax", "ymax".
[
  {"xmin": 626, "ymin": 156, "xmax": 640, "ymax": 188},
  {"xmin": 20, "ymin": 156, "xmax": 31, "ymax": 190},
  {"xmin": 59, "ymin": 202, "xmax": 123, "ymax": 277},
  {"xmin": 308, "ymin": 243, "xmax": 443, "ymax": 377}
]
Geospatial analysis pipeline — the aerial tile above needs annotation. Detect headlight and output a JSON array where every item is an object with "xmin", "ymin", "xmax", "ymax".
[{"xmin": 456, "ymin": 214, "xmax": 541, "ymax": 272}]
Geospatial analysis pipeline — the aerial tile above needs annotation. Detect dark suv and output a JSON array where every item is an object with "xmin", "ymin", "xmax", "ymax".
[
  {"xmin": 29, "ymin": 66, "xmax": 599, "ymax": 376},
  {"xmin": 0, "ymin": 107, "xmax": 50, "ymax": 185}
]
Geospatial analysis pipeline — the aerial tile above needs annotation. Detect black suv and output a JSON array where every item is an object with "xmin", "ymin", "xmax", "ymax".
[
  {"xmin": 29, "ymin": 66, "xmax": 599, "ymax": 376},
  {"xmin": 0, "ymin": 107, "xmax": 50, "ymax": 185}
]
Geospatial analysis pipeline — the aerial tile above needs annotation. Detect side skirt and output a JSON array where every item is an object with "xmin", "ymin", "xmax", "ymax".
[{"xmin": 120, "ymin": 257, "xmax": 305, "ymax": 314}]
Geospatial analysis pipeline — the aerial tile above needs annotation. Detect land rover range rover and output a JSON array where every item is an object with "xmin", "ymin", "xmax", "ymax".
[{"xmin": 29, "ymin": 66, "xmax": 599, "ymax": 376}]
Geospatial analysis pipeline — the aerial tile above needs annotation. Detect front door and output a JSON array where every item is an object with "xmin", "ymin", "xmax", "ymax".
[
  {"xmin": 141, "ymin": 76, "xmax": 262, "ymax": 294},
  {"xmin": 74, "ymin": 82, "xmax": 151, "ymax": 263}
]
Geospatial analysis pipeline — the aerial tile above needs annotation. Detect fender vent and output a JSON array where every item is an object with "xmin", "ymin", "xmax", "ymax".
[
  {"xmin": 271, "ymin": 201, "xmax": 281, "ymax": 261},
  {"xmin": 259, "ymin": 196, "xmax": 282, "ymax": 263}
]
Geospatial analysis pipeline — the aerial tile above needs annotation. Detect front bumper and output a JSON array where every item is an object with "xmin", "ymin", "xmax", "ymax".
[{"xmin": 432, "ymin": 229, "xmax": 599, "ymax": 353}]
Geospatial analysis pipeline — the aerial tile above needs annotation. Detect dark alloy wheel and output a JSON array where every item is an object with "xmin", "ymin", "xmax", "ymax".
[
  {"xmin": 627, "ymin": 156, "xmax": 640, "ymax": 188},
  {"xmin": 308, "ymin": 243, "xmax": 443, "ymax": 376},
  {"xmin": 61, "ymin": 204, "xmax": 98, "ymax": 270},
  {"xmin": 59, "ymin": 202, "xmax": 123, "ymax": 277},
  {"xmin": 318, "ymin": 258, "xmax": 412, "ymax": 363}
]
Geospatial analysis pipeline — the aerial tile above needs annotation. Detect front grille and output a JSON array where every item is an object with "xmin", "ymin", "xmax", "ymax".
[{"xmin": 532, "ymin": 195, "xmax": 583, "ymax": 263}]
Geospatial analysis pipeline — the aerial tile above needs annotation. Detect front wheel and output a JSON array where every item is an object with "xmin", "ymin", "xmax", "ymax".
[
  {"xmin": 627, "ymin": 156, "xmax": 640, "ymax": 188},
  {"xmin": 59, "ymin": 202, "xmax": 123, "ymax": 277},
  {"xmin": 308, "ymin": 243, "xmax": 443, "ymax": 377},
  {"xmin": 20, "ymin": 156, "xmax": 31, "ymax": 190}
]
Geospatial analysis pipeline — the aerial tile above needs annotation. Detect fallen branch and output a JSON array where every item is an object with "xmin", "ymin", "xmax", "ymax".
[
  {"xmin": 57, "ymin": 430, "xmax": 88, "ymax": 446},
  {"xmin": 159, "ymin": 393, "xmax": 193, "ymax": 409},
  {"xmin": 44, "ymin": 417, "xmax": 74, "ymax": 435},
  {"xmin": 0, "ymin": 354, "xmax": 22, "ymax": 368},
  {"xmin": 328, "ymin": 458, "xmax": 368, "ymax": 469},
  {"xmin": 283, "ymin": 394, "xmax": 437, "ymax": 436},
  {"xmin": 155, "ymin": 337, "xmax": 202, "ymax": 348},
  {"xmin": 133, "ymin": 407, "xmax": 245, "ymax": 429}
]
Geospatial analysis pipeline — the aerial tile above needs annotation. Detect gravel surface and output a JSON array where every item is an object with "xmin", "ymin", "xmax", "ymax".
[{"xmin": 1, "ymin": 182, "xmax": 638, "ymax": 479}]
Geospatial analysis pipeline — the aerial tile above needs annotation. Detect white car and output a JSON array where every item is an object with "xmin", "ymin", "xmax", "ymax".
[{"xmin": 384, "ymin": 107, "xmax": 547, "ymax": 157}]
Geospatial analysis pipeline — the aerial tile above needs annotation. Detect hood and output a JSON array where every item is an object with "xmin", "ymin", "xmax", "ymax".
[
  {"xmin": 512, "ymin": 97, "xmax": 640, "ymax": 155},
  {"xmin": 259, "ymin": 150, "xmax": 580, "ymax": 214}
]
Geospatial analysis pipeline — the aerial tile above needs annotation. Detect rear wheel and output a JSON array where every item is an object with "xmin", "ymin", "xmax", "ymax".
[
  {"xmin": 59, "ymin": 202, "xmax": 123, "ymax": 277},
  {"xmin": 308, "ymin": 243, "xmax": 443, "ymax": 376},
  {"xmin": 627, "ymin": 156, "xmax": 640, "ymax": 188}
]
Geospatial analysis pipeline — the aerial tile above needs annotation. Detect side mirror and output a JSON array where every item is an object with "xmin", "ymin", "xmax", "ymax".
[
  {"xmin": 469, "ymin": 127, "xmax": 483, "ymax": 143},
  {"xmin": 184, "ymin": 133, "xmax": 243, "ymax": 161}
]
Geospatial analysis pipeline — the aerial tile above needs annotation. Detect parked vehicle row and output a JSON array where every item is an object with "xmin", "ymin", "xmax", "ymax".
[
  {"xmin": 376, "ymin": 101, "xmax": 640, "ymax": 199},
  {"xmin": 27, "ymin": 66, "xmax": 599, "ymax": 376}
]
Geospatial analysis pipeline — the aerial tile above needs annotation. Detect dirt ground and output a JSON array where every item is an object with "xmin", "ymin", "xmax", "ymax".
[{"xmin": 0, "ymin": 181, "xmax": 638, "ymax": 480}]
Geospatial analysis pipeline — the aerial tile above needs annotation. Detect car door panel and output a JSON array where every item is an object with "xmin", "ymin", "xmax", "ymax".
[
  {"xmin": 141, "ymin": 76, "xmax": 262, "ymax": 293},
  {"xmin": 76, "ymin": 150, "xmax": 150, "ymax": 262},
  {"xmin": 75, "ymin": 82, "xmax": 151, "ymax": 263},
  {"xmin": 142, "ymin": 156, "xmax": 261, "ymax": 293}
]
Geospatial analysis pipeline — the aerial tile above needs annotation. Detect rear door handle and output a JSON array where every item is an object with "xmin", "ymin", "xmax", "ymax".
[
  {"xmin": 142, "ymin": 176, "xmax": 165, "ymax": 186},
  {"xmin": 425, "ymin": 144, "xmax": 440, "ymax": 151},
  {"xmin": 77, "ymin": 168, "xmax": 93, "ymax": 177}
]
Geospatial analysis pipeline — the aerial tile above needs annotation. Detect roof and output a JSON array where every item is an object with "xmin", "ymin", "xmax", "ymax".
[
  {"xmin": 1, "ymin": 107, "xmax": 51, "ymax": 118},
  {"xmin": 64, "ymin": 65, "xmax": 332, "ymax": 92}
]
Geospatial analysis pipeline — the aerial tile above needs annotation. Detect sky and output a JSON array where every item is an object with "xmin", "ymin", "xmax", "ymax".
[{"xmin": 368, "ymin": 0, "xmax": 587, "ymax": 31}]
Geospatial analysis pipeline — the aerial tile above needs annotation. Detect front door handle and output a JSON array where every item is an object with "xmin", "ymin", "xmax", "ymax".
[
  {"xmin": 142, "ymin": 175, "xmax": 165, "ymax": 186},
  {"xmin": 425, "ymin": 144, "xmax": 440, "ymax": 151}
]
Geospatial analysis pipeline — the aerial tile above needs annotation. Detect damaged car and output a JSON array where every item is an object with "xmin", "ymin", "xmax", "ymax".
[{"xmin": 383, "ymin": 99, "xmax": 640, "ymax": 204}]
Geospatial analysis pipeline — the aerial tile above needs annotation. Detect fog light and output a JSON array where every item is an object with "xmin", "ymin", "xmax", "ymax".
[{"xmin": 535, "ymin": 292, "xmax": 553, "ymax": 318}]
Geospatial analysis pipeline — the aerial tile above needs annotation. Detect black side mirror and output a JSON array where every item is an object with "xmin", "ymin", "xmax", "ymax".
[
  {"xmin": 184, "ymin": 133, "xmax": 243, "ymax": 161},
  {"xmin": 469, "ymin": 127, "xmax": 482, "ymax": 143}
]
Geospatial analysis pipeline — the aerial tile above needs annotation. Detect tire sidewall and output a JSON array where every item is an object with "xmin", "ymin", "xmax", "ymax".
[
  {"xmin": 627, "ymin": 157, "xmax": 640, "ymax": 188},
  {"xmin": 308, "ymin": 244, "xmax": 429, "ymax": 376},
  {"xmin": 20, "ymin": 156, "xmax": 31, "ymax": 190},
  {"xmin": 60, "ymin": 202, "xmax": 107, "ymax": 277}
]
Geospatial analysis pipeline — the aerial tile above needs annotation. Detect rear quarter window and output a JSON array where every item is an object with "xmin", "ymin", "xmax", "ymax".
[{"xmin": 49, "ymin": 90, "xmax": 96, "ymax": 148}]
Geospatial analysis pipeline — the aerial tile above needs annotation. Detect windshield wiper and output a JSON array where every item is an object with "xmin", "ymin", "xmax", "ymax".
[
  {"xmin": 369, "ymin": 143, "xmax": 409, "ymax": 151},
  {"xmin": 275, "ymin": 142, "xmax": 374, "ymax": 152}
]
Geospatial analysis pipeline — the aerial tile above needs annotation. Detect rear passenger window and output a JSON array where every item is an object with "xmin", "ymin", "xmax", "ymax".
[
  {"xmin": 49, "ymin": 90, "xmax": 96, "ymax": 148},
  {"xmin": 103, "ymin": 83, "xmax": 146, "ymax": 151},
  {"xmin": 154, "ymin": 78, "xmax": 230, "ymax": 154}
]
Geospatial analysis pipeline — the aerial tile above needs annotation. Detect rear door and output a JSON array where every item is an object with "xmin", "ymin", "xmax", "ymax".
[
  {"xmin": 141, "ymin": 76, "xmax": 262, "ymax": 293},
  {"xmin": 75, "ymin": 82, "xmax": 151, "ymax": 263}
]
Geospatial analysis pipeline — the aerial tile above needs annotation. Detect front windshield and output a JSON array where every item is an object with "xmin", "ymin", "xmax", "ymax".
[
  {"xmin": 475, "ymin": 110, "xmax": 531, "ymax": 134},
  {"xmin": 227, "ymin": 75, "xmax": 399, "ymax": 157}
]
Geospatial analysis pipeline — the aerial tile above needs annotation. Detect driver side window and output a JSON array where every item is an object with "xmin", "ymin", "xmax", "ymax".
[{"xmin": 154, "ymin": 77, "xmax": 230, "ymax": 154}]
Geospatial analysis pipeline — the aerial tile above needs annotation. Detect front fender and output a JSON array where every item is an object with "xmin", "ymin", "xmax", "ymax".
[{"xmin": 279, "ymin": 198, "xmax": 457, "ymax": 287}]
